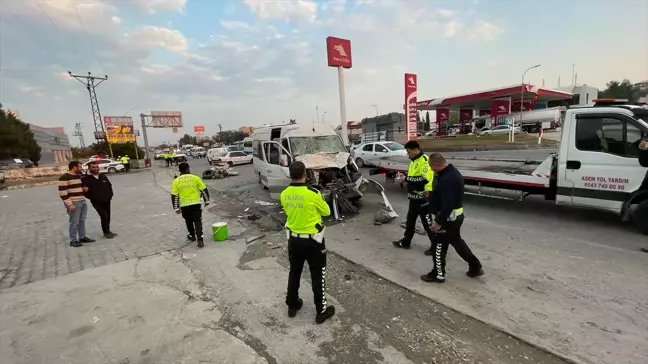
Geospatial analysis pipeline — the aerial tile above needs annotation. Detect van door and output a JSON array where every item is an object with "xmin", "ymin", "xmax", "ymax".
[
  {"xmin": 559, "ymin": 113, "xmax": 647, "ymax": 212},
  {"xmin": 261, "ymin": 141, "xmax": 292, "ymax": 199}
]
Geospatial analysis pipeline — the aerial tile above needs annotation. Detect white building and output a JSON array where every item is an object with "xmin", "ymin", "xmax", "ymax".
[{"xmin": 556, "ymin": 85, "xmax": 599, "ymax": 106}]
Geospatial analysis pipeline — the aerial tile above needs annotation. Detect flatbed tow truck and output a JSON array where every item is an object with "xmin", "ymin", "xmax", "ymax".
[{"xmin": 370, "ymin": 100, "xmax": 648, "ymax": 234}]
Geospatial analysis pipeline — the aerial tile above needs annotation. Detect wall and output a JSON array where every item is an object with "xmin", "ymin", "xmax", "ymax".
[{"xmin": 28, "ymin": 124, "xmax": 72, "ymax": 164}]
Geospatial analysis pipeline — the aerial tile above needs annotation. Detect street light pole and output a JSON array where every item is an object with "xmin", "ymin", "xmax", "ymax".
[
  {"xmin": 372, "ymin": 104, "xmax": 379, "ymax": 116},
  {"xmin": 316, "ymin": 105, "xmax": 320, "ymax": 123},
  {"xmin": 321, "ymin": 111, "xmax": 327, "ymax": 123},
  {"xmin": 516, "ymin": 64, "xmax": 541, "ymax": 142}
]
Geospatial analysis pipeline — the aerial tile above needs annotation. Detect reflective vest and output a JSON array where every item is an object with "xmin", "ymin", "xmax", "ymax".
[
  {"xmin": 280, "ymin": 183, "xmax": 331, "ymax": 234},
  {"xmin": 406, "ymin": 153, "xmax": 434, "ymax": 200}
]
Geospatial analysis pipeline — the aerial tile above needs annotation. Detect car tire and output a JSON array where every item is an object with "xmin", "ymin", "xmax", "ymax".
[
  {"xmin": 632, "ymin": 199, "xmax": 648, "ymax": 235},
  {"xmin": 355, "ymin": 158, "xmax": 365, "ymax": 168},
  {"xmin": 108, "ymin": 167, "xmax": 117, "ymax": 174},
  {"xmin": 227, "ymin": 161, "xmax": 234, "ymax": 167}
]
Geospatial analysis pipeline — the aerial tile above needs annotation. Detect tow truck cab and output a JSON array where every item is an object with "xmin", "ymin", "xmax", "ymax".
[{"xmin": 554, "ymin": 100, "xmax": 648, "ymax": 232}]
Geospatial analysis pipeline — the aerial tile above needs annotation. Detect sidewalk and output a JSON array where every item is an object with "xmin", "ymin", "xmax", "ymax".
[{"xmin": 0, "ymin": 170, "xmax": 571, "ymax": 364}]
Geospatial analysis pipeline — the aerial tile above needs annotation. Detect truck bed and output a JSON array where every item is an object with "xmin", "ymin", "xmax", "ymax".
[{"xmin": 372, "ymin": 155, "xmax": 553, "ymax": 189}]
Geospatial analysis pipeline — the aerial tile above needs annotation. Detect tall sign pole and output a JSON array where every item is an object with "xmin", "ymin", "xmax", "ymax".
[
  {"xmin": 326, "ymin": 36, "xmax": 352, "ymax": 146},
  {"xmin": 404, "ymin": 73, "xmax": 418, "ymax": 141}
]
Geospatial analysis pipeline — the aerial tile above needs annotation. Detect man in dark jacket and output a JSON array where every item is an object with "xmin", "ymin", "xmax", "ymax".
[
  {"xmin": 421, "ymin": 153, "xmax": 483, "ymax": 283},
  {"xmin": 82, "ymin": 161, "xmax": 117, "ymax": 238}
]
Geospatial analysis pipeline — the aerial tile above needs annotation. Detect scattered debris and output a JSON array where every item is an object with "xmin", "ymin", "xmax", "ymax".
[
  {"xmin": 245, "ymin": 235, "xmax": 265, "ymax": 244},
  {"xmin": 254, "ymin": 200, "xmax": 277, "ymax": 206},
  {"xmin": 202, "ymin": 165, "xmax": 239, "ymax": 180},
  {"xmin": 247, "ymin": 214, "xmax": 261, "ymax": 221},
  {"xmin": 92, "ymin": 316, "xmax": 100, "ymax": 323}
]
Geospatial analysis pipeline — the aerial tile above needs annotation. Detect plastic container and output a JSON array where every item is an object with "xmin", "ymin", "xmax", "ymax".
[{"xmin": 212, "ymin": 222, "xmax": 228, "ymax": 241}]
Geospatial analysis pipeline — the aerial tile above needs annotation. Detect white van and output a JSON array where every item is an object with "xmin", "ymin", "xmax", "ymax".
[
  {"xmin": 207, "ymin": 147, "xmax": 229, "ymax": 164},
  {"xmin": 251, "ymin": 123, "xmax": 368, "ymax": 199},
  {"xmin": 240, "ymin": 137, "xmax": 253, "ymax": 154}
]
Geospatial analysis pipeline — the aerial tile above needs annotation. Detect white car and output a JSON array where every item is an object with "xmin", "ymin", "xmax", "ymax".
[
  {"xmin": 82, "ymin": 159, "xmax": 125, "ymax": 174},
  {"xmin": 208, "ymin": 150, "xmax": 253, "ymax": 166},
  {"xmin": 480, "ymin": 125, "xmax": 521, "ymax": 135},
  {"xmin": 353, "ymin": 141, "xmax": 407, "ymax": 168}
]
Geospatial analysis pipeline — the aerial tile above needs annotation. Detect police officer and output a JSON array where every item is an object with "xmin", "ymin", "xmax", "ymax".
[
  {"xmin": 164, "ymin": 150, "xmax": 172, "ymax": 167},
  {"xmin": 280, "ymin": 161, "xmax": 335, "ymax": 324},
  {"xmin": 392, "ymin": 140, "xmax": 436, "ymax": 255},
  {"xmin": 171, "ymin": 162, "xmax": 210, "ymax": 247},
  {"xmin": 120, "ymin": 154, "xmax": 130, "ymax": 171},
  {"xmin": 171, "ymin": 150, "xmax": 177, "ymax": 166},
  {"xmin": 421, "ymin": 153, "xmax": 483, "ymax": 283}
]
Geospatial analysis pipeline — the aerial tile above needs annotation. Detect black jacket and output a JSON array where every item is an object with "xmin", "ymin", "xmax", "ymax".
[
  {"xmin": 427, "ymin": 164, "xmax": 463, "ymax": 226},
  {"xmin": 81, "ymin": 174, "xmax": 113, "ymax": 202}
]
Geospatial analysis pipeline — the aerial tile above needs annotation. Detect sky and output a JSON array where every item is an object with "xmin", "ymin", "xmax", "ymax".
[{"xmin": 1, "ymin": 0, "xmax": 647, "ymax": 146}]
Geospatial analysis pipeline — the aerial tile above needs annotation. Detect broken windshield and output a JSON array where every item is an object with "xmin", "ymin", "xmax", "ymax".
[{"xmin": 289, "ymin": 136, "xmax": 346, "ymax": 156}]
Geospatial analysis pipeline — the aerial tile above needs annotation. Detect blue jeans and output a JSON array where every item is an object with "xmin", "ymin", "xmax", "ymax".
[{"xmin": 67, "ymin": 200, "xmax": 88, "ymax": 242}]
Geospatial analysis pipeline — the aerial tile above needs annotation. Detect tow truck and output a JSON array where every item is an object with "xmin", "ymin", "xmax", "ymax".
[{"xmin": 370, "ymin": 100, "xmax": 648, "ymax": 234}]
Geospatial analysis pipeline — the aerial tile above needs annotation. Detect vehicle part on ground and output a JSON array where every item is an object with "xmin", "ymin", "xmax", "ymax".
[{"xmin": 355, "ymin": 158, "xmax": 365, "ymax": 168}]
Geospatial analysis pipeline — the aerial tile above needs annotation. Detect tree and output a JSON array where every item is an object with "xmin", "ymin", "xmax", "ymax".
[
  {"xmin": 0, "ymin": 104, "xmax": 42, "ymax": 162},
  {"xmin": 424, "ymin": 111, "xmax": 431, "ymax": 131},
  {"xmin": 289, "ymin": 119, "xmax": 296, "ymax": 124},
  {"xmin": 599, "ymin": 79, "xmax": 647, "ymax": 104},
  {"xmin": 179, "ymin": 133, "xmax": 197, "ymax": 146},
  {"xmin": 216, "ymin": 130, "xmax": 246, "ymax": 145}
]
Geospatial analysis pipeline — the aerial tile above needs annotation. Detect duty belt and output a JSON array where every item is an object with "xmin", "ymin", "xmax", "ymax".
[
  {"xmin": 286, "ymin": 227, "xmax": 325, "ymax": 244},
  {"xmin": 447, "ymin": 207, "xmax": 464, "ymax": 221}
]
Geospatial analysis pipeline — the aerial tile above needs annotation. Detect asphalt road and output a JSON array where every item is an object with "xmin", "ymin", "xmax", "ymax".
[{"xmin": 191, "ymin": 158, "xmax": 648, "ymax": 364}]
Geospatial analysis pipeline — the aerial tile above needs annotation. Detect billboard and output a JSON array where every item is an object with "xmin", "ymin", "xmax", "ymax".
[
  {"xmin": 404, "ymin": 73, "xmax": 417, "ymax": 141},
  {"xmin": 104, "ymin": 116, "xmax": 135, "ymax": 143},
  {"xmin": 326, "ymin": 36, "xmax": 352, "ymax": 69},
  {"xmin": 194, "ymin": 125, "xmax": 205, "ymax": 133},
  {"xmin": 150, "ymin": 111, "xmax": 183, "ymax": 128},
  {"xmin": 490, "ymin": 97, "xmax": 511, "ymax": 125}
]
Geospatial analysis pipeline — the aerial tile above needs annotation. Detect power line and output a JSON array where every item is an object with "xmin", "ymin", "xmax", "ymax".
[
  {"xmin": 69, "ymin": 0, "xmax": 104, "ymax": 72},
  {"xmin": 34, "ymin": 0, "xmax": 90, "ymax": 70}
]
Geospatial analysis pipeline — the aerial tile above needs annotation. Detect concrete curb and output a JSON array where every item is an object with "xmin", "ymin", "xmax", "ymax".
[{"xmin": 0, "ymin": 169, "xmax": 149, "ymax": 190}]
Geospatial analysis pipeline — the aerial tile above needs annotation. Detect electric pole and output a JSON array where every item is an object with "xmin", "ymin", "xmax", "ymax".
[
  {"xmin": 218, "ymin": 124, "xmax": 223, "ymax": 132},
  {"xmin": 68, "ymin": 71, "xmax": 112, "ymax": 156},
  {"xmin": 73, "ymin": 122, "xmax": 85, "ymax": 148}
]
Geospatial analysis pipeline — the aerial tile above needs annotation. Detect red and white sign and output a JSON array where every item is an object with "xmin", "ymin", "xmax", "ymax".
[
  {"xmin": 326, "ymin": 36, "xmax": 352, "ymax": 69},
  {"xmin": 459, "ymin": 108, "xmax": 473, "ymax": 121},
  {"xmin": 479, "ymin": 109, "xmax": 490, "ymax": 116},
  {"xmin": 404, "ymin": 73, "xmax": 417, "ymax": 140},
  {"xmin": 194, "ymin": 125, "xmax": 205, "ymax": 133},
  {"xmin": 490, "ymin": 97, "xmax": 511, "ymax": 125}
]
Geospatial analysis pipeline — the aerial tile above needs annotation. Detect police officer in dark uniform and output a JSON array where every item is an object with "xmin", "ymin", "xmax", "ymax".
[
  {"xmin": 392, "ymin": 140, "xmax": 437, "ymax": 255},
  {"xmin": 421, "ymin": 153, "xmax": 484, "ymax": 283},
  {"xmin": 281, "ymin": 161, "xmax": 336, "ymax": 324}
]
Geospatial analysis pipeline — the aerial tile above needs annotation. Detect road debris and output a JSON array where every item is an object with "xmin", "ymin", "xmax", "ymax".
[{"xmin": 202, "ymin": 166, "xmax": 239, "ymax": 179}]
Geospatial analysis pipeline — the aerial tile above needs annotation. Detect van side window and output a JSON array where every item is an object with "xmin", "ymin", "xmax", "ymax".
[
  {"xmin": 281, "ymin": 139, "xmax": 290, "ymax": 154},
  {"xmin": 266, "ymin": 143, "xmax": 281, "ymax": 165},
  {"xmin": 252, "ymin": 140, "xmax": 259, "ymax": 158},
  {"xmin": 575, "ymin": 117, "xmax": 645, "ymax": 157}
]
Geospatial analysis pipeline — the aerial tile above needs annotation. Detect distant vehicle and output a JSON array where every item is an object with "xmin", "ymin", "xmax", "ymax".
[
  {"xmin": 154, "ymin": 151, "xmax": 165, "ymax": 160},
  {"xmin": 190, "ymin": 146, "xmax": 207, "ymax": 158},
  {"xmin": 181, "ymin": 144, "xmax": 194, "ymax": 152},
  {"xmin": 82, "ymin": 159, "xmax": 124, "ymax": 174},
  {"xmin": 479, "ymin": 125, "xmax": 521, "ymax": 135},
  {"xmin": 225, "ymin": 145, "xmax": 243, "ymax": 152},
  {"xmin": 0, "ymin": 158, "xmax": 34, "ymax": 169},
  {"xmin": 89, "ymin": 155, "xmax": 110, "ymax": 161},
  {"xmin": 208, "ymin": 150, "xmax": 252, "ymax": 166},
  {"xmin": 353, "ymin": 141, "xmax": 407, "ymax": 168},
  {"xmin": 235, "ymin": 137, "xmax": 253, "ymax": 154},
  {"xmin": 172, "ymin": 150, "xmax": 188, "ymax": 162}
]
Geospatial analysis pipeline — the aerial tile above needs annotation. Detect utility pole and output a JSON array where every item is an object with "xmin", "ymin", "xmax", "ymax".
[
  {"xmin": 73, "ymin": 122, "xmax": 85, "ymax": 147},
  {"xmin": 218, "ymin": 124, "xmax": 223, "ymax": 132},
  {"xmin": 68, "ymin": 71, "xmax": 112, "ymax": 157}
]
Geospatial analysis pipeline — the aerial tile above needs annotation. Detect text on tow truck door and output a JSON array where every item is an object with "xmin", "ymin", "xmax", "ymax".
[{"xmin": 557, "ymin": 107, "xmax": 648, "ymax": 212}]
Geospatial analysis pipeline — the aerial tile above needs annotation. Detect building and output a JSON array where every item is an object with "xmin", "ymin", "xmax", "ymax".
[
  {"xmin": 334, "ymin": 121, "xmax": 363, "ymax": 142},
  {"xmin": 556, "ymin": 85, "xmax": 599, "ymax": 106},
  {"xmin": 360, "ymin": 113, "xmax": 408, "ymax": 143},
  {"xmin": 28, "ymin": 124, "xmax": 72, "ymax": 164}
]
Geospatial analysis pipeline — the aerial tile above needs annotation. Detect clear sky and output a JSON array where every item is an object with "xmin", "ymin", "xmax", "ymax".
[{"xmin": 1, "ymin": 0, "xmax": 647, "ymax": 145}]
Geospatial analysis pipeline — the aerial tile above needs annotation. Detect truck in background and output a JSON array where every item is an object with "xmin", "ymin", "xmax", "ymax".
[{"xmin": 371, "ymin": 100, "xmax": 648, "ymax": 234}]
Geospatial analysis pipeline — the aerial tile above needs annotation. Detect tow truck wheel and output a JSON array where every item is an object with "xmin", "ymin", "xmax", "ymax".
[
  {"xmin": 631, "ymin": 200, "xmax": 648, "ymax": 235},
  {"xmin": 355, "ymin": 158, "xmax": 365, "ymax": 168}
]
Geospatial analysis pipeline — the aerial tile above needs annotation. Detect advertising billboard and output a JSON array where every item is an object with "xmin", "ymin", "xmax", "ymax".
[
  {"xmin": 404, "ymin": 73, "xmax": 417, "ymax": 141},
  {"xmin": 104, "ymin": 116, "xmax": 135, "ymax": 143},
  {"xmin": 194, "ymin": 125, "xmax": 205, "ymax": 133},
  {"xmin": 326, "ymin": 36, "xmax": 352, "ymax": 69},
  {"xmin": 150, "ymin": 111, "xmax": 183, "ymax": 128}
]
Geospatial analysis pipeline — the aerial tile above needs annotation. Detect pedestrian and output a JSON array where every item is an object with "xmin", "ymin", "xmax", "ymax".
[
  {"xmin": 81, "ymin": 161, "xmax": 117, "ymax": 239},
  {"xmin": 171, "ymin": 162, "xmax": 210, "ymax": 247},
  {"xmin": 164, "ymin": 151, "xmax": 171, "ymax": 167},
  {"xmin": 281, "ymin": 161, "xmax": 336, "ymax": 324},
  {"xmin": 420, "ymin": 153, "xmax": 483, "ymax": 283},
  {"xmin": 392, "ymin": 140, "xmax": 437, "ymax": 255},
  {"xmin": 120, "ymin": 154, "xmax": 131, "ymax": 171},
  {"xmin": 58, "ymin": 161, "xmax": 95, "ymax": 247}
]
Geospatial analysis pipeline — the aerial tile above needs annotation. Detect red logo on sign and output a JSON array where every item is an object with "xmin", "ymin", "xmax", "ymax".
[
  {"xmin": 404, "ymin": 73, "xmax": 418, "ymax": 141},
  {"xmin": 326, "ymin": 36, "xmax": 352, "ymax": 69}
]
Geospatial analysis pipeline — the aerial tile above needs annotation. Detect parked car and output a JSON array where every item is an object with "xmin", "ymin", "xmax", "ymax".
[
  {"xmin": 479, "ymin": 125, "xmax": 521, "ymax": 135},
  {"xmin": 0, "ymin": 158, "xmax": 34, "ymax": 169},
  {"xmin": 353, "ymin": 141, "xmax": 407, "ymax": 168},
  {"xmin": 81, "ymin": 159, "xmax": 125, "ymax": 174},
  {"xmin": 154, "ymin": 151, "xmax": 165, "ymax": 160},
  {"xmin": 208, "ymin": 150, "xmax": 253, "ymax": 166},
  {"xmin": 190, "ymin": 147, "xmax": 207, "ymax": 158}
]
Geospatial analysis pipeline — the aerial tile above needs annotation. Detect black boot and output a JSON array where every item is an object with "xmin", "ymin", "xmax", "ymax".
[
  {"xmin": 288, "ymin": 298, "xmax": 303, "ymax": 318},
  {"xmin": 315, "ymin": 306, "xmax": 335, "ymax": 324},
  {"xmin": 424, "ymin": 247, "xmax": 434, "ymax": 256},
  {"xmin": 420, "ymin": 272, "xmax": 445, "ymax": 283},
  {"xmin": 197, "ymin": 238, "xmax": 204, "ymax": 248},
  {"xmin": 187, "ymin": 234, "xmax": 196, "ymax": 241},
  {"xmin": 392, "ymin": 239, "xmax": 411, "ymax": 249},
  {"xmin": 466, "ymin": 268, "xmax": 484, "ymax": 278},
  {"xmin": 69, "ymin": 241, "xmax": 83, "ymax": 248}
]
